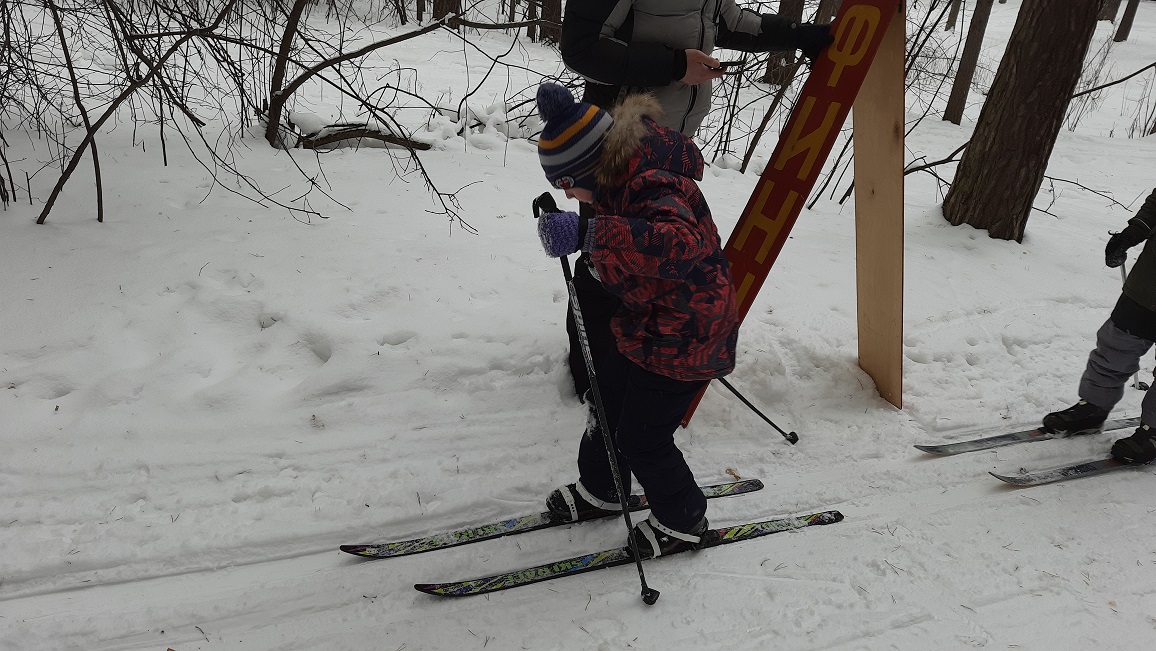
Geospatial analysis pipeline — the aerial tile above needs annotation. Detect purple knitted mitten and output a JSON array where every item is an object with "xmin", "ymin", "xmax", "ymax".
[{"xmin": 537, "ymin": 210, "xmax": 581, "ymax": 258}]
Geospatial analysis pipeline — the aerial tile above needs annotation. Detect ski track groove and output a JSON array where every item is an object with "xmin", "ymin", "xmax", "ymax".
[
  {"xmin": 0, "ymin": 447, "xmax": 1055, "ymax": 605},
  {"xmin": 3, "ymin": 430, "xmax": 1117, "ymax": 647}
]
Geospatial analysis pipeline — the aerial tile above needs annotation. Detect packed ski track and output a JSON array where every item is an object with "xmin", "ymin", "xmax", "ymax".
[{"xmin": 4, "ymin": 2, "xmax": 1156, "ymax": 649}]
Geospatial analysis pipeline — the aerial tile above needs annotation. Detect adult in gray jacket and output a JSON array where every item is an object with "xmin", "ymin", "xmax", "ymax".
[
  {"xmin": 557, "ymin": 0, "xmax": 834, "ymax": 399},
  {"xmin": 1041, "ymin": 187, "xmax": 1156, "ymax": 463},
  {"xmin": 562, "ymin": 0, "xmax": 833, "ymax": 135}
]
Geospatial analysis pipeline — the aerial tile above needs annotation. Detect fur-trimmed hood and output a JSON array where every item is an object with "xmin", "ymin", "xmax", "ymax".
[{"xmin": 595, "ymin": 93, "xmax": 705, "ymax": 189}]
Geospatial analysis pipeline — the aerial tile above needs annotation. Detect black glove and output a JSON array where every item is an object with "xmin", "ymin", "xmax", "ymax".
[
  {"xmin": 1105, "ymin": 222, "xmax": 1148, "ymax": 268},
  {"xmin": 793, "ymin": 23, "xmax": 834, "ymax": 63},
  {"xmin": 532, "ymin": 191, "xmax": 559, "ymax": 219}
]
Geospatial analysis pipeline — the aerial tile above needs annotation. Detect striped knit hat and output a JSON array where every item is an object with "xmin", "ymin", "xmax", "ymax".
[{"xmin": 536, "ymin": 83, "xmax": 613, "ymax": 191}]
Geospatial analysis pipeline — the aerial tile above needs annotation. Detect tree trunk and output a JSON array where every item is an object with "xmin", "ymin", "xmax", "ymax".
[
  {"xmin": 762, "ymin": 0, "xmax": 804, "ymax": 86},
  {"xmin": 265, "ymin": 0, "xmax": 311, "ymax": 147},
  {"xmin": 942, "ymin": 0, "xmax": 1100, "ymax": 242},
  {"xmin": 417, "ymin": 0, "xmax": 424, "ymax": 22},
  {"xmin": 539, "ymin": 0, "xmax": 562, "ymax": 44},
  {"xmin": 526, "ymin": 0, "xmax": 537, "ymax": 41},
  {"xmin": 1098, "ymin": 0, "xmax": 1122, "ymax": 20},
  {"xmin": 945, "ymin": 0, "xmax": 963, "ymax": 31},
  {"xmin": 434, "ymin": 0, "xmax": 460, "ymax": 29},
  {"xmin": 48, "ymin": 0, "xmax": 104, "ymax": 222},
  {"xmin": 816, "ymin": 0, "xmax": 842, "ymax": 23},
  {"xmin": 1114, "ymin": 0, "xmax": 1141, "ymax": 41},
  {"xmin": 943, "ymin": 0, "xmax": 994, "ymax": 124}
]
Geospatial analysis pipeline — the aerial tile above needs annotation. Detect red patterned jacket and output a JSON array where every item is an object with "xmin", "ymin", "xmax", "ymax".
[{"xmin": 586, "ymin": 93, "xmax": 738, "ymax": 381}]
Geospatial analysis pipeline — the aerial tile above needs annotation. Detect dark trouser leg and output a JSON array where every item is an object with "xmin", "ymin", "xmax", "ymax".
[
  {"xmin": 1107, "ymin": 295, "xmax": 1156, "ymax": 428},
  {"xmin": 1142, "ymin": 377, "xmax": 1156, "ymax": 429},
  {"xmin": 577, "ymin": 350, "xmax": 708, "ymax": 533},
  {"xmin": 566, "ymin": 203, "xmax": 621, "ymax": 400},
  {"xmin": 576, "ymin": 349, "xmax": 631, "ymax": 502},
  {"xmin": 1079, "ymin": 318, "xmax": 1153, "ymax": 412}
]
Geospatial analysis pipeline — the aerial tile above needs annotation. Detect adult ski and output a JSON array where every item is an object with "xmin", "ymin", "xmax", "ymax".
[
  {"xmin": 991, "ymin": 457, "xmax": 1151, "ymax": 487},
  {"xmin": 914, "ymin": 417, "xmax": 1139, "ymax": 456},
  {"xmin": 414, "ymin": 510, "xmax": 844, "ymax": 597},
  {"xmin": 341, "ymin": 479, "xmax": 763, "ymax": 559}
]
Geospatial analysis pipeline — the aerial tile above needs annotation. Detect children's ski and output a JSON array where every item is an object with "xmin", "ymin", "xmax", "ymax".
[
  {"xmin": 414, "ymin": 510, "xmax": 844, "ymax": 597},
  {"xmin": 341, "ymin": 479, "xmax": 763, "ymax": 559},
  {"xmin": 914, "ymin": 417, "xmax": 1139, "ymax": 456},
  {"xmin": 990, "ymin": 457, "xmax": 1152, "ymax": 486}
]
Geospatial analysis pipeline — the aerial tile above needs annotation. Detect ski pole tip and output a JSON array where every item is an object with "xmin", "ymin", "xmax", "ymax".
[
  {"xmin": 642, "ymin": 588, "xmax": 660, "ymax": 605},
  {"xmin": 786, "ymin": 431, "xmax": 799, "ymax": 445}
]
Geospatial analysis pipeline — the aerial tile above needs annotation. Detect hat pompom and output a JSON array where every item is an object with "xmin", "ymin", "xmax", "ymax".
[{"xmin": 536, "ymin": 83, "xmax": 575, "ymax": 123}]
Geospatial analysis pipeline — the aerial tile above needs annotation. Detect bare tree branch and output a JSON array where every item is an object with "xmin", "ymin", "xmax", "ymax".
[
  {"xmin": 1071, "ymin": 60, "xmax": 1156, "ymax": 99},
  {"xmin": 36, "ymin": 0, "xmax": 240, "ymax": 224},
  {"xmin": 47, "ymin": 0, "xmax": 103, "ymax": 222}
]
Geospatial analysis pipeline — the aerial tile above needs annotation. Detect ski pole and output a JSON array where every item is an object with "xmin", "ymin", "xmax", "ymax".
[
  {"xmin": 1120, "ymin": 261, "xmax": 1150, "ymax": 391},
  {"xmin": 559, "ymin": 253, "xmax": 660, "ymax": 605},
  {"xmin": 532, "ymin": 193, "xmax": 657, "ymax": 604},
  {"xmin": 717, "ymin": 377, "xmax": 798, "ymax": 444}
]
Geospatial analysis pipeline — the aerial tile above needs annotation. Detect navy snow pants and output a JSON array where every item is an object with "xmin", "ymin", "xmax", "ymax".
[{"xmin": 576, "ymin": 348, "xmax": 708, "ymax": 533}]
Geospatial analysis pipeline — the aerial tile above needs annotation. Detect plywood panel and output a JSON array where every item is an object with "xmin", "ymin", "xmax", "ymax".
[{"xmin": 852, "ymin": 2, "xmax": 905, "ymax": 408}]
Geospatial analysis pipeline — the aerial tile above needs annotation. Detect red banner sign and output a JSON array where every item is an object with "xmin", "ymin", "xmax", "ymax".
[{"xmin": 685, "ymin": 0, "xmax": 902, "ymax": 425}]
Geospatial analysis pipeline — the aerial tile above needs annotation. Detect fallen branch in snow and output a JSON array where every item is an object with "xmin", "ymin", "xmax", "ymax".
[
  {"xmin": 1041, "ymin": 175, "xmax": 1131, "ymax": 211},
  {"xmin": 1071, "ymin": 60, "xmax": 1156, "ymax": 99},
  {"xmin": 299, "ymin": 125, "xmax": 431, "ymax": 151}
]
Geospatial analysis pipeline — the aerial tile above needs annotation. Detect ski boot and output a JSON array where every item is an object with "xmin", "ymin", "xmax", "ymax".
[
  {"xmin": 1041, "ymin": 400, "xmax": 1110, "ymax": 437},
  {"xmin": 629, "ymin": 514, "xmax": 712, "ymax": 560},
  {"xmin": 1112, "ymin": 424, "xmax": 1156, "ymax": 464},
  {"xmin": 546, "ymin": 481, "xmax": 624, "ymax": 523}
]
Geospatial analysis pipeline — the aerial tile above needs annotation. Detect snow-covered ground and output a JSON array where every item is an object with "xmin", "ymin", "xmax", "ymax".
[{"xmin": 3, "ymin": 3, "xmax": 1156, "ymax": 649}]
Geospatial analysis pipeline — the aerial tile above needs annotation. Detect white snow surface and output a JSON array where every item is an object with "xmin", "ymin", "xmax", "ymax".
[{"xmin": 3, "ymin": 3, "xmax": 1156, "ymax": 649}]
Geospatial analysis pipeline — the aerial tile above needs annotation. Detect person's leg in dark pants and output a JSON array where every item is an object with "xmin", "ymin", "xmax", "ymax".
[
  {"xmin": 1079, "ymin": 318, "xmax": 1154, "ymax": 411},
  {"xmin": 575, "ymin": 349, "xmax": 631, "ymax": 501},
  {"xmin": 576, "ymin": 350, "xmax": 707, "ymax": 533},
  {"xmin": 1045, "ymin": 307, "xmax": 1156, "ymax": 437},
  {"xmin": 614, "ymin": 364, "xmax": 708, "ymax": 532}
]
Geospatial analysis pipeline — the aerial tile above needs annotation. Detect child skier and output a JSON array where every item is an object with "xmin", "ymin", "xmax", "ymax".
[
  {"xmin": 1042, "ymin": 187, "xmax": 1156, "ymax": 463},
  {"xmin": 530, "ymin": 82, "xmax": 739, "ymax": 558}
]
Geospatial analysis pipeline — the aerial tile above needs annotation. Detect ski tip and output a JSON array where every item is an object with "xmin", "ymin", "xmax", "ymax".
[
  {"xmin": 991, "ymin": 457, "xmax": 1129, "ymax": 486},
  {"xmin": 808, "ymin": 510, "xmax": 844, "ymax": 525},
  {"xmin": 913, "ymin": 444, "xmax": 947, "ymax": 454},
  {"xmin": 748, "ymin": 479, "xmax": 766, "ymax": 490},
  {"xmin": 414, "ymin": 582, "xmax": 461, "ymax": 597},
  {"xmin": 339, "ymin": 545, "xmax": 379, "ymax": 557},
  {"xmin": 989, "ymin": 471, "xmax": 1030, "ymax": 486}
]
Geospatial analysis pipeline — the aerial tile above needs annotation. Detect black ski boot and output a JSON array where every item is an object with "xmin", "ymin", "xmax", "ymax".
[
  {"xmin": 1112, "ymin": 425, "xmax": 1156, "ymax": 464},
  {"xmin": 629, "ymin": 514, "xmax": 712, "ymax": 560},
  {"xmin": 546, "ymin": 482, "xmax": 624, "ymax": 523},
  {"xmin": 1041, "ymin": 400, "xmax": 1110, "ymax": 437}
]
